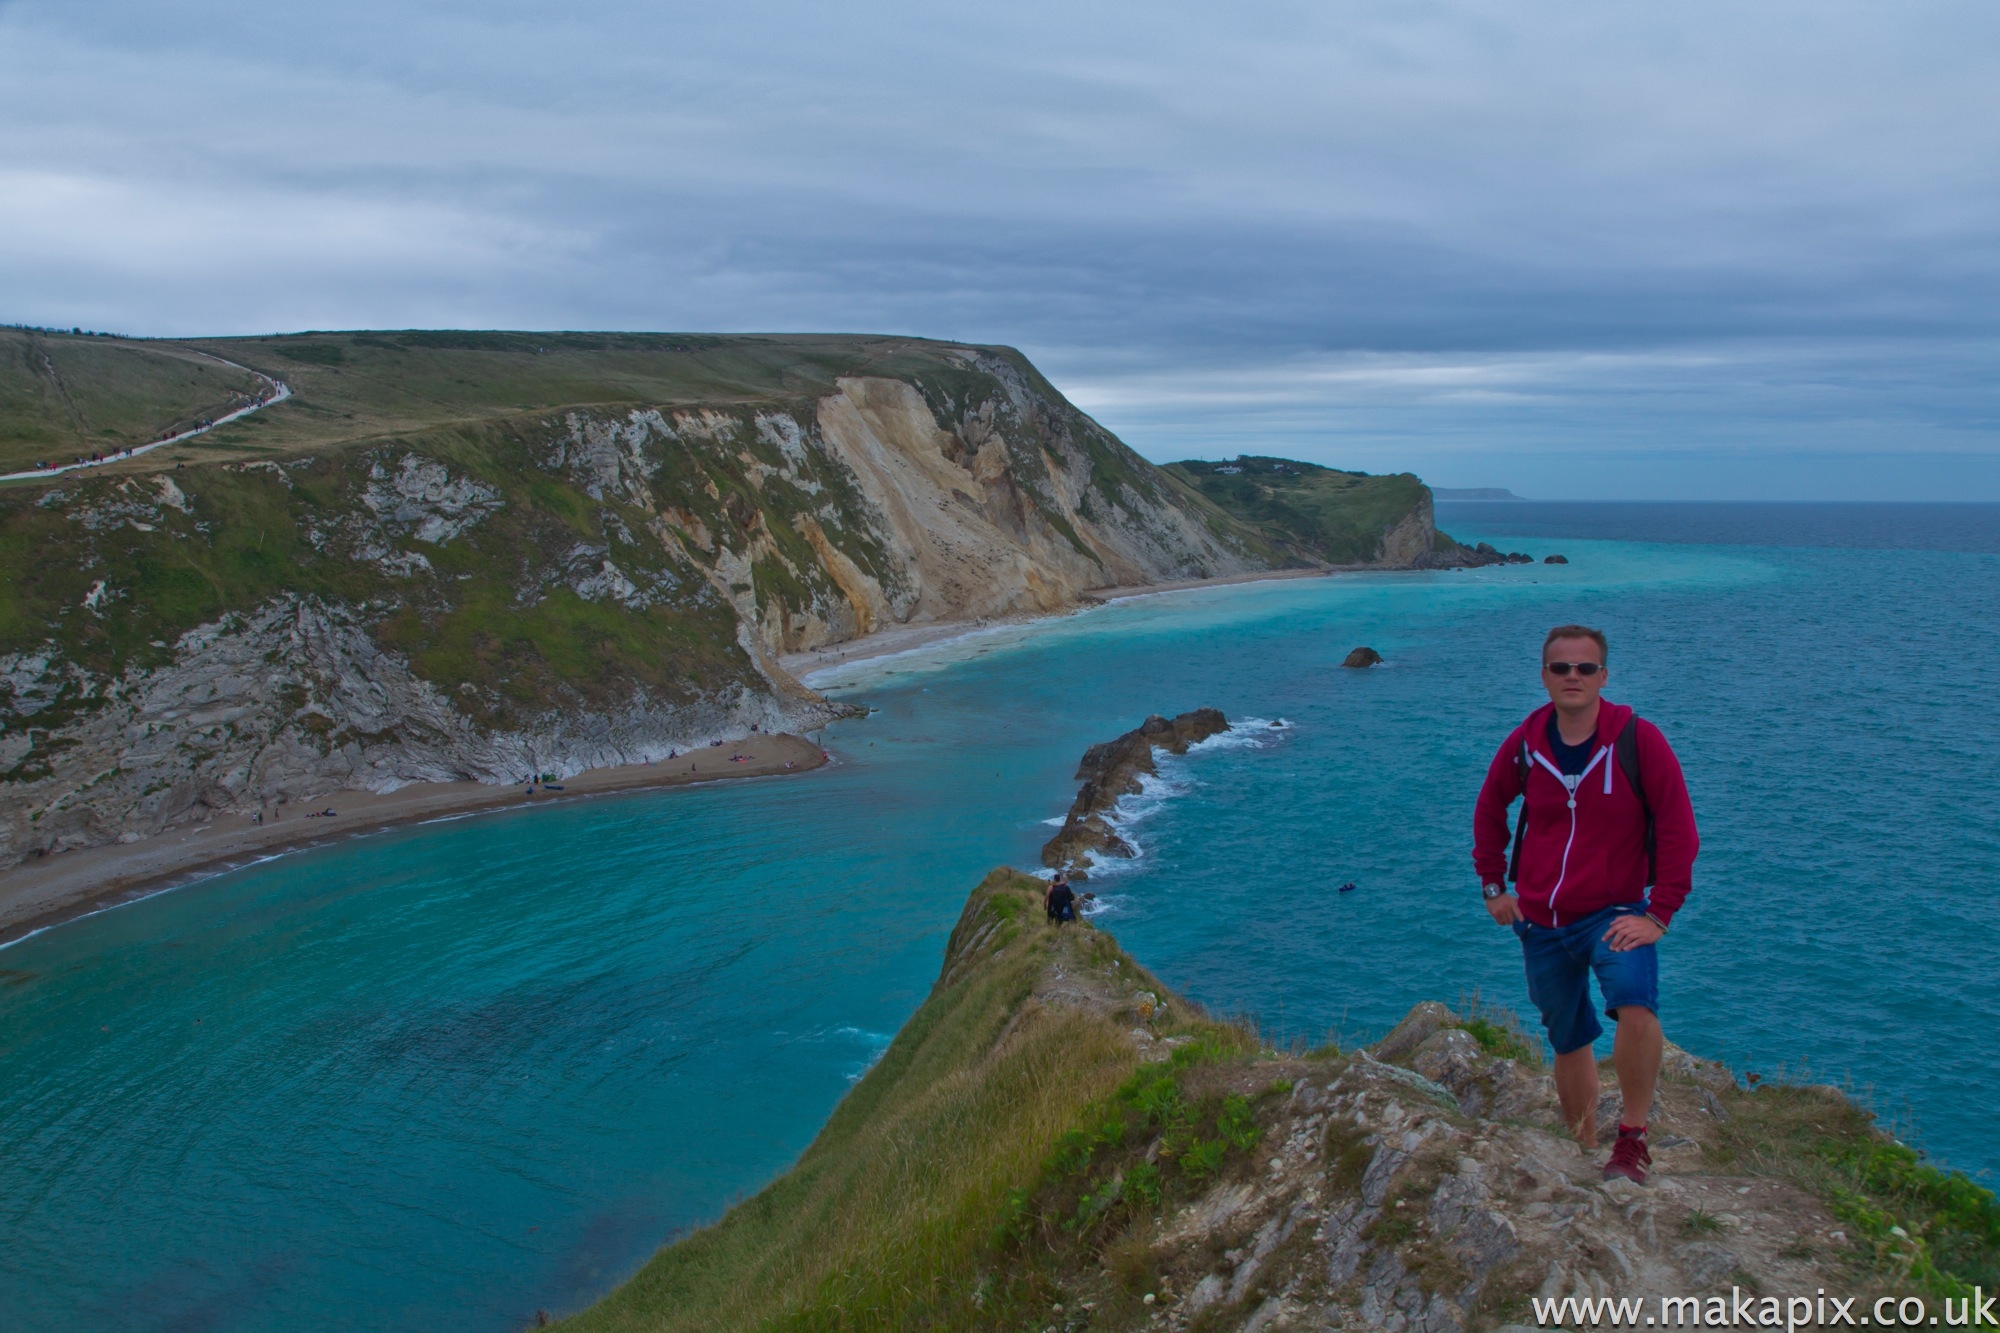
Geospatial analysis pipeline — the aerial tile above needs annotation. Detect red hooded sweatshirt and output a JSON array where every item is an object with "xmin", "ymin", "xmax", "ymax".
[{"xmin": 1472, "ymin": 700, "xmax": 1698, "ymax": 928}]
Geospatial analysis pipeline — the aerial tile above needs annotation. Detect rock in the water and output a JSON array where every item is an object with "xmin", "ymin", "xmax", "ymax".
[
  {"xmin": 1041, "ymin": 709, "xmax": 1230, "ymax": 874},
  {"xmin": 1342, "ymin": 646, "xmax": 1383, "ymax": 668},
  {"xmin": 1544, "ymin": 553, "xmax": 1568, "ymax": 564}
]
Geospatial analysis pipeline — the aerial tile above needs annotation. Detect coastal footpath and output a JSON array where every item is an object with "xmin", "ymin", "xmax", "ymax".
[
  {"xmin": 562, "ymin": 870, "xmax": 1998, "ymax": 1331},
  {"xmin": 0, "ymin": 332, "xmax": 1502, "ymax": 872}
]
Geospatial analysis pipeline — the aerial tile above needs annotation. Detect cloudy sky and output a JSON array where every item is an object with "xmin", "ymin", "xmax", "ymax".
[{"xmin": 4, "ymin": 1, "xmax": 1998, "ymax": 497}]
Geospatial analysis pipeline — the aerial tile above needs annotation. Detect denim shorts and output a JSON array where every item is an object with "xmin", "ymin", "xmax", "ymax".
[{"xmin": 1513, "ymin": 903, "xmax": 1659, "ymax": 1056}]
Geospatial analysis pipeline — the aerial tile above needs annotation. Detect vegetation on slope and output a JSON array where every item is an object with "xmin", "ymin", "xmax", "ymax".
[
  {"xmin": 0, "ymin": 329, "xmax": 264, "ymax": 471},
  {"xmin": 560, "ymin": 869, "xmax": 1257, "ymax": 1331},
  {"xmin": 1166, "ymin": 455, "xmax": 1465, "ymax": 565},
  {"xmin": 563, "ymin": 871, "xmax": 2000, "ymax": 1331},
  {"xmin": 0, "ymin": 421, "xmax": 783, "ymax": 765}
]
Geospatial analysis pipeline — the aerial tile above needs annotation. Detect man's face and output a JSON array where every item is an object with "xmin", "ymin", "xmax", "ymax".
[{"xmin": 1542, "ymin": 636, "xmax": 1607, "ymax": 710}]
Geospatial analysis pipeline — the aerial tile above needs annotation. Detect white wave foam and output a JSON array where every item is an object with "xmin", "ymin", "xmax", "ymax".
[
  {"xmin": 1189, "ymin": 716, "xmax": 1294, "ymax": 752},
  {"xmin": 1060, "ymin": 716, "xmax": 1289, "ymax": 879}
]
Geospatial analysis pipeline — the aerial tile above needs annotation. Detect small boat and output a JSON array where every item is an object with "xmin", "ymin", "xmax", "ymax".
[{"xmin": 1338, "ymin": 881, "xmax": 1357, "ymax": 893}]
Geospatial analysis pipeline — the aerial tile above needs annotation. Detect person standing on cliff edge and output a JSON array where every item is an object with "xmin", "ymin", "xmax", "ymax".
[{"xmin": 1472, "ymin": 624, "xmax": 1699, "ymax": 1185}]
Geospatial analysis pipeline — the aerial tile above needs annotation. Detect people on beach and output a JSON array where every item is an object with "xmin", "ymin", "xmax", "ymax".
[
  {"xmin": 1045, "ymin": 872, "xmax": 1077, "ymax": 925},
  {"xmin": 1471, "ymin": 624, "xmax": 1699, "ymax": 1185}
]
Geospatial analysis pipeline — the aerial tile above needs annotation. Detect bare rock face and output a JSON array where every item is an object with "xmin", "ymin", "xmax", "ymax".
[
  {"xmin": 0, "ymin": 595, "xmax": 843, "ymax": 863},
  {"xmin": 1137, "ymin": 1003, "xmax": 1857, "ymax": 1333},
  {"xmin": 1544, "ymin": 553, "xmax": 1569, "ymax": 564},
  {"xmin": 1343, "ymin": 646, "xmax": 1383, "ymax": 668},
  {"xmin": 1040, "ymin": 709, "xmax": 1230, "ymax": 876}
]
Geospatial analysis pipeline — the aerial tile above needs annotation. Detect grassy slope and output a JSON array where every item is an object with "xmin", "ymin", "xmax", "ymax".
[
  {"xmin": 1164, "ymin": 456, "xmax": 1435, "ymax": 565},
  {"xmin": 0, "ymin": 331, "xmax": 1016, "ymax": 476},
  {"xmin": 0, "ymin": 330, "xmax": 263, "ymax": 470},
  {"xmin": 561, "ymin": 869, "xmax": 1251, "ymax": 1331},
  {"xmin": 564, "ymin": 871, "xmax": 2000, "ymax": 1331}
]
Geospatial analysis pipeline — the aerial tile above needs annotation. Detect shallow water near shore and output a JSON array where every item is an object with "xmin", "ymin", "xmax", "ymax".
[{"xmin": 2, "ymin": 503, "xmax": 1997, "ymax": 1330}]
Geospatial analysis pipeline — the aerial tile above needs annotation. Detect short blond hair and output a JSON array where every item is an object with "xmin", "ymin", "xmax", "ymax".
[{"xmin": 1542, "ymin": 624, "xmax": 1607, "ymax": 663}]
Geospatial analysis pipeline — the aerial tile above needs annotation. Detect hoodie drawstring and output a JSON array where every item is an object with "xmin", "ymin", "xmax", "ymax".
[{"xmin": 1530, "ymin": 744, "xmax": 1609, "ymax": 922}]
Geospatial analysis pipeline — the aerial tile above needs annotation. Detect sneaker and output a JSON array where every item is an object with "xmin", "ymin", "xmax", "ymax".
[{"xmin": 1603, "ymin": 1127, "xmax": 1651, "ymax": 1185}]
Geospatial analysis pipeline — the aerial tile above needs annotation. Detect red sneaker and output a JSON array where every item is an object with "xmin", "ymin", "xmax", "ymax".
[{"xmin": 1604, "ymin": 1127, "xmax": 1651, "ymax": 1185}]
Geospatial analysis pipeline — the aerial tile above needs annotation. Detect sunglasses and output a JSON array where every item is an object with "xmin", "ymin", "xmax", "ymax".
[{"xmin": 1544, "ymin": 660, "xmax": 1603, "ymax": 677}]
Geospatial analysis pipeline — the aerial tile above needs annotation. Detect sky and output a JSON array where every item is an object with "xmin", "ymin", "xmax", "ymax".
[{"xmin": 3, "ymin": 1, "xmax": 1998, "ymax": 498}]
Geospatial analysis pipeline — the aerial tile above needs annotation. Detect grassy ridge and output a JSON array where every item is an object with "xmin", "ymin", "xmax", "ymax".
[
  {"xmin": 560, "ymin": 870, "xmax": 1243, "ymax": 1331},
  {"xmin": 0, "ymin": 330, "xmax": 263, "ymax": 471},
  {"xmin": 1165, "ymin": 456, "xmax": 1436, "ymax": 565},
  {"xmin": 561, "ymin": 871, "xmax": 2000, "ymax": 1331},
  {"xmin": 0, "ymin": 330, "xmax": 1043, "ymax": 476}
]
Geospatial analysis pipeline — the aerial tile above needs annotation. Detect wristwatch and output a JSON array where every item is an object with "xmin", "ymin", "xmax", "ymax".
[{"xmin": 1481, "ymin": 882, "xmax": 1507, "ymax": 900}]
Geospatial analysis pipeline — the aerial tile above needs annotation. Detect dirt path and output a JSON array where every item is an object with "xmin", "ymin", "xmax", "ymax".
[{"xmin": 0, "ymin": 353, "xmax": 291, "ymax": 483}]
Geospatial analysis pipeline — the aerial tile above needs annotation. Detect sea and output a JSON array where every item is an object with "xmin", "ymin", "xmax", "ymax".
[{"xmin": 0, "ymin": 501, "xmax": 1995, "ymax": 1331}]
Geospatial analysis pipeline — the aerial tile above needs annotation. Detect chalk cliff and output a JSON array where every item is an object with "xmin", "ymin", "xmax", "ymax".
[{"xmin": 0, "ymin": 340, "xmax": 1283, "ymax": 864}]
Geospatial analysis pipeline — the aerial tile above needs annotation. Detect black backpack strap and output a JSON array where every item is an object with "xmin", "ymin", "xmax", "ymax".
[
  {"xmin": 1506, "ymin": 735, "xmax": 1531, "ymax": 883},
  {"xmin": 1616, "ymin": 716, "xmax": 1656, "ymax": 886}
]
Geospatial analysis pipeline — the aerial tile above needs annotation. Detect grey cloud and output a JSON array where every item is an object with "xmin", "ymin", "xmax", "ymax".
[{"xmin": 3, "ymin": 0, "xmax": 1999, "ymax": 494}]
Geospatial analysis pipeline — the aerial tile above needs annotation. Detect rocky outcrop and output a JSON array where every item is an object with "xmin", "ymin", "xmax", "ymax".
[
  {"xmin": 1041, "ymin": 709, "xmax": 1230, "ymax": 875},
  {"xmin": 1141, "ymin": 1016, "xmax": 1858, "ymax": 1333},
  {"xmin": 1420, "ymin": 540, "xmax": 1536, "ymax": 570},
  {"xmin": 0, "ymin": 596, "xmax": 838, "ymax": 860},
  {"xmin": 1343, "ymin": 647, "xmax": 1383, "ymax": 668},
  {"xmin": 1544, "ymin": 554, "xmax": 1569, "ymax": 565}
]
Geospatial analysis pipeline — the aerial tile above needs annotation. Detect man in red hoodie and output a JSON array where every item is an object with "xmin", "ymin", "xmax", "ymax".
[{"xmin": 1472, "ymin": 624, "xmax": 1699, "ymax": 1185}]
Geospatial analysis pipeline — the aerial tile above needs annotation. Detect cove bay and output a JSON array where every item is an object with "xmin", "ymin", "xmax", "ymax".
[{"xmin": 2, "ymin": 502, "xmax": 1996, "ymax": 1330}]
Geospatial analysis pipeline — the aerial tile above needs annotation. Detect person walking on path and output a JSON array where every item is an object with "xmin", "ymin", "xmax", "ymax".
[
  {"xmin": 1045, "ymin": 872, "xmax": 1078, "ymax": 925},
  {"xmin": 1472, "ymin": 624, "xmax": 1699, "ymax": 1184}
]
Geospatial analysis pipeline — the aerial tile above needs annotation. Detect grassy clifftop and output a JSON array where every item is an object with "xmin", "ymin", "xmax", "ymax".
[
  {"xmin": 0, "ymin": 329, "xmax": 265, "ymax": 471},
  {"xmin": 1167, "ymin": 455, "xmax": 1483, "ymax": 567},
  {"xmin": 562, "ymin": 871, "xmax": 2000, "ymax": 1331}
]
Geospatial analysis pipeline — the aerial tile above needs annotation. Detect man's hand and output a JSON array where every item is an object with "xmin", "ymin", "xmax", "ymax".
[
  {"xmin": 1484, "ymin": 892, "xmax": 1522, "ymax": 926},
  {"xmin": 1602, "ymin": 914, "xmax": 1664, "ymax": 951}
]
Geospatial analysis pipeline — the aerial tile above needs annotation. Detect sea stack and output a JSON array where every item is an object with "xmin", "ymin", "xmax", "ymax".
[
  {"xmin": 1342, "ymin": 647, "xmax": 1383, "ymax": 668},
  {"xmin": 1041, "ymin": 709, "xmax": 1229, "ymax": 876}
]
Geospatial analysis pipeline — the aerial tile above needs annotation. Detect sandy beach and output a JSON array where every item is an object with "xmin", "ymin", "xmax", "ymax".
[
  {"xmin": 0, "ymin": 732, "xmax": 827, "ymax": 948},
  {"xmin": 6, "ymin": 568, "xmax": 1333, "ymax": 948},
  {"xmin": 775, "ymin": 566, "xmax": 1333, "ymax": 680}
]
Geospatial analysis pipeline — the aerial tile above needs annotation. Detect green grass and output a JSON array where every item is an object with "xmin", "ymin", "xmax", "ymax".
[
  {"xmin": 1713, "ymin": 1081, "xmax": 2000, "ymax": 1296},
  {"xmin": 1163, "ymin": 455, "xmax": 1433, "ymax": 565},
  {"xmin": 558, "ymin": 870, "xmax": 1259, "ymax": 1331},
  {"xmin": 0, "ymin": 329, "xmax": 264, "ymax": 472}
]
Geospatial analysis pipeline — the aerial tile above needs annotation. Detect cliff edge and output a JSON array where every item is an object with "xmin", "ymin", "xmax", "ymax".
[{"xmin": 560, "ymin": 870, "xmax": 1994, "ymax": 1331}]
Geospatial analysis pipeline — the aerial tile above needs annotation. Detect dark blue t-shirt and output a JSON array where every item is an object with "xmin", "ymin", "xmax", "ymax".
[{"xmin": 1546, "ymin": 714, "xmax": 1598, "ymax": 776}]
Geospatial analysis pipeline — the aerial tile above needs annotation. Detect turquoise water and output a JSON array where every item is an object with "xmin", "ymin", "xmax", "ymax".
[{"xmin": 2, "ymin": 504, "xmax": 1996, "ymax": 1329}]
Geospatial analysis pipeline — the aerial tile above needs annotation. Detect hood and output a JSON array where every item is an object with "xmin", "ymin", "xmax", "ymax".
[{"xmin": 1520, "ymin": 698, "xmax": 1633, "ymax": 759}]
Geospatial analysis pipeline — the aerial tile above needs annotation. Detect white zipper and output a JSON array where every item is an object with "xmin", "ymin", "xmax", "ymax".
[{"xmin": 1531, "ymin": 744, "xmax": 1608, "ymax": 925}]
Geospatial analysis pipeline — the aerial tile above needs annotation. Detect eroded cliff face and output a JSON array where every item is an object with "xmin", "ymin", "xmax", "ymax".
[{"xmin": 0, "ymin": 348, "xmax": 1276, "ymax": 863}]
